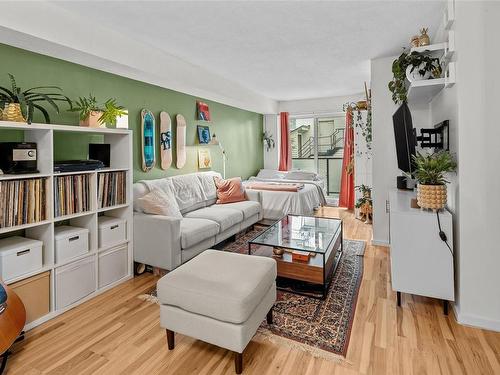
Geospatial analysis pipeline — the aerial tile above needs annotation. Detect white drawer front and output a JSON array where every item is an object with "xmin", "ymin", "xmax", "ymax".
[
  {"xmin": 99, "ymin": 221, "xmax": 126, "ymax": 249},
  {"xmin": 55, "ymin": 256, "xmax": 96, "ymax": 309},
  {"xmin": 55, "ymin": 232, "xmax": 89, "ymax": 263},
  {"xmin": 98, "ymin": 244, "xmax": 128, "ymax": 288}
]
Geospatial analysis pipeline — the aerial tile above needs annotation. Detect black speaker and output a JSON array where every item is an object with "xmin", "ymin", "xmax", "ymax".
[{"xmin": 89, "ymin": 144, "xmax": 110, "ymax": 167}]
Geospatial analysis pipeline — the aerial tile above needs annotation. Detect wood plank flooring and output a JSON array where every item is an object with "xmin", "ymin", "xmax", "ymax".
[{"xmin": 6, "ymin": 207, "xmax": 500, "ymax": 374}]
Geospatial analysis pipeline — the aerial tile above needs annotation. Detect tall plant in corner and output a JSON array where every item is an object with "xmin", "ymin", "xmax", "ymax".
[
  {"xmin": 0, "ymin": 73, "xmax": 72, "ymax": 123},
  {"xmin": 410, "ymin": 151, "xmax": 457, "ymax": 211}
]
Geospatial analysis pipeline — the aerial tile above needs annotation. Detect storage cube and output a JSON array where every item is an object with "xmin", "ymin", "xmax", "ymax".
[
  {"xmin": 55, "ymin": 225, "xmax": 89, "ymax": 263},
  {"xmin": 98, "ymin": 244, "xmax": 128, "ymax": 288},
  {"xmin": 0, "ymin": 236, "xmax": 43, "ymax": 281},
  {"xmin": 55, "ymin": 256, "xmax": 96, "ymax": 309},
  {"xmin": 98, "ymin": 216, "xmax": 126, "ymax": 249},
  {"xmin": 10, "ymin": 271, "xmax": 50, "ymax": 324}
]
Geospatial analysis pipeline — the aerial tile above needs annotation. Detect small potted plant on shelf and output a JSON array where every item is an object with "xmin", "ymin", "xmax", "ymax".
[
  {"xmin": 0, "ymin": 73, "xmax": 72, "ymax": 123},
  {"xmin": 355, "ymin": 184, "xmax": 372, "ymax": 223},
  {"xmin": 411, "ymin": 151, "xmax": 457, "ymax": 211},
  {"xmin": 70, "ymin": 95, "xmax": 126, "ymax": 128},
  {"xmin": 388, "ymin": 51, "xmax": 442, "ymax": 104}
]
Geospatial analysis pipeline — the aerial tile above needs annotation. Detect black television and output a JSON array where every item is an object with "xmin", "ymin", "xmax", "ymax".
[{"xmin": 393, "ymin": 102, "xmax": 416, "ymax": 174}]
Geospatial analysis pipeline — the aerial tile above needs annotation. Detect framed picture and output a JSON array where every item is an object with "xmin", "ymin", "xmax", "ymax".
[
  {"xmin": 197, "ymin": 125, "xmax": 211, "ymax": 144},
  {"xmin": 197, "ymin": 101, "xmax": 211, "ymax": 121},
  {"xmin": 198, "ymin": 149, "xmax": 212, "ymax": 169}
]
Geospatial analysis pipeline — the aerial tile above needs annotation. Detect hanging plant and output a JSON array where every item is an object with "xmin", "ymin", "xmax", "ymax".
[{"xmin": 388, "ymin": 51, "xmax": 442, "ymax": 104}]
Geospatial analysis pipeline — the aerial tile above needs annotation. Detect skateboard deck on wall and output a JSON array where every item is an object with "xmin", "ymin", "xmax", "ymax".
[
  {"xmin": 141, "ymin": 109, "xmax": 156, "ymax": 172},
  {"xmin": 176, "ymin": 114, "xmax": 187, "ymax": 169},
  {"xmin": 159, "ymin": 111, "xmax": 172, "ymax": 170}
]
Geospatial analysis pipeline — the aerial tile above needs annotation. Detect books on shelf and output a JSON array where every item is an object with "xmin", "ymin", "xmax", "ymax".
[
  {"xmin": 0, "ymin": 178, "xmax": 47, "ymax": 228},
  {"xmin": 98, "ymin": 171, "xmax": 126, "ymax": 209},
  {"xmin": 54, "ymin": 174, "xmax": 91, "ymax": 217}
]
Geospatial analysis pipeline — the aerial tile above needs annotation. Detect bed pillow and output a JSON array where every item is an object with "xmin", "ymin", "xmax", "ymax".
[
  {"xmin": 214, "ymin": 177, "xmax": 246, "ymax": 204},
  {"xmin": 286, "ymin": 170, "xmax": 318, "ymax": 181},
  {"xmin": 137, "ymin": 188, "xmax": 183, "ymax": 218},
  {"xmin": 256, "ymin": 169, "xmax": 285, "ymax": 180}
]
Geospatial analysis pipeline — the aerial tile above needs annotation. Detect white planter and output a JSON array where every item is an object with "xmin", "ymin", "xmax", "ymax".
[
  {"xmin": 116, "ymin": 111, "xmax": 129, "ymax": 129},
  {"xmin": 406, "ymin": 63, "xmax": 431, "ymax": 82}
]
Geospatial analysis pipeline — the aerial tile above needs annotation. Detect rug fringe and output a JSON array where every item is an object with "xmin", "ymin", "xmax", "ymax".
[
  {"xmin": 255, "ymin": 328, "xmax": 352, "ymax": 365},
  {"xmin": 138, "ymin": 294, "xmax": 159, "ymax": 304}
]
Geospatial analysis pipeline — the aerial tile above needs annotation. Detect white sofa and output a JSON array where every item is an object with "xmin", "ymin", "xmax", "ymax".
[{"xmin": 133, "ymin": 172, "xmax": 262, "ymax": 271}]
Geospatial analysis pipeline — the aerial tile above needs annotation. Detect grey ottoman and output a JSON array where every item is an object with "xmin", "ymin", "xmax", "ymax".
[{"xmin": 157, "ymin": 249, "xmax": 276, "ymax": 374}]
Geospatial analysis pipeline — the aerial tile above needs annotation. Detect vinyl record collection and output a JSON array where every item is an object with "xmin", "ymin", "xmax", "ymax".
[
  {"xmin": 54, "ymin": 174, "xmax": 91, "ymax": 217},
  {"xmin": 98, "ymin": 171, "xmax": 126, "ymax": 209},
  {"xmin": 0, "ymin": 178, "xmax": 48, "ymax": 228}
]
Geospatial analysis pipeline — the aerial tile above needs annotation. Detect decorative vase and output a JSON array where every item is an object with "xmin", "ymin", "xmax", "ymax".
[
  {"xmin": 79, "ymin": 111, "xmax": 102, "ymax": 128},
  {"xmin": 417, "ymin": 184, "xmax": 447, "ymax": 210},
  {"xmin": 3, "ymin": 103, "xmax": 26, "ymax": 122},
  {"xmin": 406, "ymin": 63, "xmax": 431, "ymax": 82},
  {"xmin": 419, "ymin": 28, "xmax": 430, "ymax": 46}
]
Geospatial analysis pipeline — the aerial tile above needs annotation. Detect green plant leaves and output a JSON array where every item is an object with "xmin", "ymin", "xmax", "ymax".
[{"xmin": 411, "ymin": 151, "xmax": 457, "ymax": 185}]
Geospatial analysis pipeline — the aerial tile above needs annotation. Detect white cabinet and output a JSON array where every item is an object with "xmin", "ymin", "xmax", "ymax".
[
  {"xmin": 389, "ymin": 189, "xmax": 454, "ymax": 313},
  {"xmin": 55, "ymin": 256, "xmax": 96, "ymax": 309}
]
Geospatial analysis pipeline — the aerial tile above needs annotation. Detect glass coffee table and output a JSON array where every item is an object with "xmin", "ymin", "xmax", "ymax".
[{"xmin": 248, "ymin": 214, "xmax": 343, "ymax": 299}]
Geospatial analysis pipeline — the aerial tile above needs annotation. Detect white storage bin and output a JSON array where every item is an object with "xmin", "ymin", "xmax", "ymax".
[
  {"xmin": 0, "ymin": 236, "xmax": 43, "ymax": 281},
  {"xmin": 98, "ymin": 244, "xmax": 128, "ymax": 288},
  {"xmin": 55, "ymin": 225, "xmax": 89, "ymax": 263},
  {"xmin": 55, "ymin": 256, "xmax": 96, "ymax": 309},
  {"xmin": 98, "ymin": 216, "xmax": 126, "ymax": 249}
]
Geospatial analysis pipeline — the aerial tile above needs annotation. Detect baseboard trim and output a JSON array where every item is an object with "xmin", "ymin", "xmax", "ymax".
[{"xmin": 454, "ymin": 305, "xmax": 500, "ymax": 332}]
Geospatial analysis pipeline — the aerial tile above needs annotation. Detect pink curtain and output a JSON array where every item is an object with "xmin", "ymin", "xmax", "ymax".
[
  {"xmin": 278, "ymin": 112, "xmax": 291, "ymax": 171},
  {"xmin": 339, "ymin": 109, "xmax": 355, "ymax": 209}
]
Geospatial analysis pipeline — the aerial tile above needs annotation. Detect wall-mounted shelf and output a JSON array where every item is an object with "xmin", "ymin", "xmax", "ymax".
[
  {"xmin": 0, "ymin": 120, "xmax": 133, "ymax": 331},
  {"xmin": 407, "ymin": 62, "xmax": 456, "ymax": 104}
]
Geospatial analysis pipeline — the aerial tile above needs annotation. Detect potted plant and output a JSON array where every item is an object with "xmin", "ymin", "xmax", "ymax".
[
  {"xmin": 388, "ymin": 51, "xmax": 442, "ymax": 104},
  {"xmin": 355, "ymin": 184, "xmax": 372, "ymax": 223},
  {"xmin": 70, "ymin": 95, "xmax": 126, "ymax": 128},
  {"xmin": 0, "ymin": 73, "xmax": 72, "ymax": 123},
  {"xmin": 411, "ymin": 151, "xmax": 457, "ymax": 210}
]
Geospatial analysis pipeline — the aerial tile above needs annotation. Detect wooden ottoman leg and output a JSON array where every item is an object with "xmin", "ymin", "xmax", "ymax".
[
  {"xmin": 235, "ymin": 351, "xmax": 243, "ymax": 374},
  {"xmin": 266, "ymin": 308, "xmax": 273, "ymax": 325},
  {"xmin": 166, "ymin": 329, "xmax": 175, "ymax": 350}
]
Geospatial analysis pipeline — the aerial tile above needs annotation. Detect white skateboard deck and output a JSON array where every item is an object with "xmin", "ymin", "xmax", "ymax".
[
  {"xmin": 160, "ymin": 111, "xmax": 172, "ymax": 170},
  {"xmin": 176, "ymin": 114, "xmax": 187, "ymax": 169}
]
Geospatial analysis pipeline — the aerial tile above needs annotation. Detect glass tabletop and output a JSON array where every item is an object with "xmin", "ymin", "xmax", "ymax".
[{"xmin": 249, "ymin": 215, "xmax": 342, "ymax": 254}]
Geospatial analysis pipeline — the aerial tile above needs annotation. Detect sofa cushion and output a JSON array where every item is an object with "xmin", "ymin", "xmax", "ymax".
[
  {"xmin": 157, "ymin": 249, "xmax": 277, "ymax": 324},
  {"xmin": 180, "ymin": 218, "xmax": 219, "ymax": 249},
  {"xmin": 137, "ymin": 189, "xmax": 183, "ymax": 218},
  {"xmin": 218, "ymin": 200, "xmax": 261, "ymax": 220},
  {"xmin": 185, "ymin": 206, "xmax": 243, "ymax": 232}
]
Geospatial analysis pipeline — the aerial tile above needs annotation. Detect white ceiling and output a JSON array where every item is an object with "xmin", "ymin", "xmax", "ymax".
[{"xmin": 51, "ymin": 1, "xmax": 444, "ymax": 102}]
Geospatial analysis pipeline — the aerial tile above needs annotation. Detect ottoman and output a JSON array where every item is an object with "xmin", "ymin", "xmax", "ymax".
[{"xmin": 157, "ymin": 249, "xmax": 276, "ymax": 374}]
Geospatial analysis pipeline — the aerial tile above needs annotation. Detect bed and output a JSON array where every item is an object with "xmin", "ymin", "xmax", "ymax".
[{"xmin": 243, "ymin": 169, "xmax": 327, "ymax": 220}]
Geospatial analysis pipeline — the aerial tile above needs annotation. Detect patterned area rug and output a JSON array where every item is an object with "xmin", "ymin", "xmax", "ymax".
[{"xmin": 139, "ymin": 226, "xmax": 365, "ymax": 360}]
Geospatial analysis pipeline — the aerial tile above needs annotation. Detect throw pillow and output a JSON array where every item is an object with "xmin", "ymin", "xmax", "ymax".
[
  {"xmin": 137, "ymin": 188, "xmax": 183, "ymax": 218},
  {"xmin": 214, "ymin": 177, "xmax": 246, "ymax": 204}
]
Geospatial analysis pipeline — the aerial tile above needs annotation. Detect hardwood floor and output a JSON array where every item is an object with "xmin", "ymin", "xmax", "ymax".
[{"xmin": 7, "ymin": 207, "xmax": 500, "ymax": 374}]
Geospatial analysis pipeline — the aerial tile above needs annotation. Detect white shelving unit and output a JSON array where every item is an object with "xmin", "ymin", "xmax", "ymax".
[{"xmin": 0, "ymin": 120, "xmax": 133, "ymax": 330}]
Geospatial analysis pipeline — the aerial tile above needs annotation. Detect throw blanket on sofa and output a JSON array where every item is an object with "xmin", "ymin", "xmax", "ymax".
[{"xmin": 245, "ymin": 182, "xmax": 305, "ymax": 192}]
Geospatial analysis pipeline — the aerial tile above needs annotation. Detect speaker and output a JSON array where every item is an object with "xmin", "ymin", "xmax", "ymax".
[{"xmin": 89, "ymin": 144, "xmax": 110, "ymax": 167}]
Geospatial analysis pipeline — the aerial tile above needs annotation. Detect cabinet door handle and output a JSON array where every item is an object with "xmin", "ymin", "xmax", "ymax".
[
  {"xmin": 69, "ymin": 236, "xmax": 80, "ymax": 242},
  {"xmin": 17, "ymin": 249, "xmax": 30, "ymax": 256},
  {"xmin": 110, "ymin": 225, "xmax": 119, "ymax": 230}
]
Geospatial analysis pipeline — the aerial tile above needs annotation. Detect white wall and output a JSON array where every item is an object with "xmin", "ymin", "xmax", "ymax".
[
  {"xmin": 278, "ymin": 94, "xmax": 364, "ymax": 115},
  {"xmin": 451, "ymin": 1, "xmax": 500, "ymax": 331}
]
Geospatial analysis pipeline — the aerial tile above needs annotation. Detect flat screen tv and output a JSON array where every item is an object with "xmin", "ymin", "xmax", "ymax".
[{"xmin": 393, "ymin": 102, "xmax": 416, "ymax": 174}]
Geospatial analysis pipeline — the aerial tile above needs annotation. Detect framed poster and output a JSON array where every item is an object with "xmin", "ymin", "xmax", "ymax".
[
  {"xmin": 197, "ymin": 125, "xmax": 211, "ymax": 144},
  {"xmin": 198, "ymin": 149, "xmax": 212, "ymax": 169},
  {"xmin": 197, "ymin": 101, "xmax": 211, "ymax": 121}
]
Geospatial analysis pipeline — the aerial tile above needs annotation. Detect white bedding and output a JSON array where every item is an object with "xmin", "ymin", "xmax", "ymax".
[{"xmin": 243, "ymin": 177, "xmax": 326, "ymax": 220}]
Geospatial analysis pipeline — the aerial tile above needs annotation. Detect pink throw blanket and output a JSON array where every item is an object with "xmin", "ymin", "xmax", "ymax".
[{"xmin": 246, "ymin": 182, "xmax": 304, "ymax": 192}]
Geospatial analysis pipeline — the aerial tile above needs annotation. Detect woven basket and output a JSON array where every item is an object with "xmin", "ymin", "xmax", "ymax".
[
  {"xmin": 417, "ymin": 184, "xmax": 447, "ymax": 210},
  {"xmin": 3, "ymin": 103, "xmax": 26, "ymax": 122}
]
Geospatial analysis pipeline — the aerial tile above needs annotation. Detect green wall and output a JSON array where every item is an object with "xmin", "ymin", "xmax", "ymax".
[{"xmin": 0, "ymin": 44, "xmax": 263, "ymax": 181}]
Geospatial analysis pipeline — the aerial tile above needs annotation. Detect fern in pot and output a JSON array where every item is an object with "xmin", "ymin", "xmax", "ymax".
[
  {"xmin": 70, "ymin": 95, "xmax": 126, "ymax": 128},
  {"xmin": 411, "ymin": 151, "xmax": 457, "ymax": 210}
]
